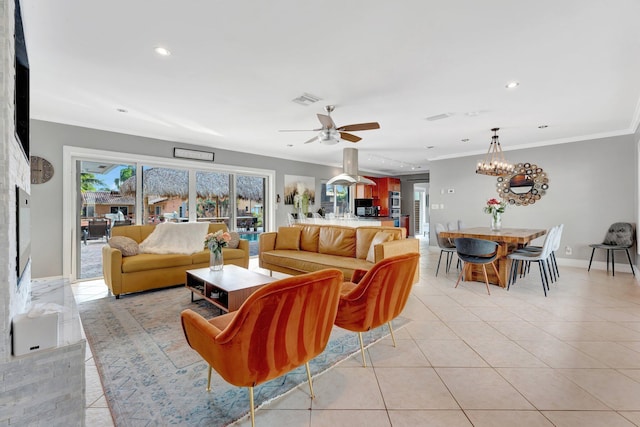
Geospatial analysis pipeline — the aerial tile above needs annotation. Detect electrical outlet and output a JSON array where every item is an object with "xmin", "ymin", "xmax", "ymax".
[
  {"xmin": 565, "ymin": 246, "xmax": 572, "ymax": 255},
  {"xmin": 431, "ymin": 204, "xmax": 439, "ymax": 210}
]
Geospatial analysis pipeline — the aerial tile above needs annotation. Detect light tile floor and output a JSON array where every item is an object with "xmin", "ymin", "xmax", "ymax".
[{"xmin": 72, "ymin": 237, "xmax": 640, "ymax": 426}]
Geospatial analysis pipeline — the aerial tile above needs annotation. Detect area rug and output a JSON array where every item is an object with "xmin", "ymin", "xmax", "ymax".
[{"xmin": 79, "ymin": 285, "xmax": 410, "ymax": 426}]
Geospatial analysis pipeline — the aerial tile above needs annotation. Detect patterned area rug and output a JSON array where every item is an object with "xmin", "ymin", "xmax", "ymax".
[{"xmin": 79, "ymin": 285, "xmax": 409, "ymax": 426}]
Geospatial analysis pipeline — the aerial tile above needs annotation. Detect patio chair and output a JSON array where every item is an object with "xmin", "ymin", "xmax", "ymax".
[{"xmin": 83, "ymin": 219, "xmax": 109, "ymax": 245}]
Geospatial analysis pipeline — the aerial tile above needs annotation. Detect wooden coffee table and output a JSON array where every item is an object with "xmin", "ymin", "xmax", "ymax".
[{"xmin": 186, "ymin": 265, "xmax": 277, "ymax": 313}]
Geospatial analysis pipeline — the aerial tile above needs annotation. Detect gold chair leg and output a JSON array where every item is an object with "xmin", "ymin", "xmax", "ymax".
[
  {"xmin": 206, "ymin": 365, "xmax": 212, "ymax": 392},
  {"xmin": 490, "ymin": 261, "xmax": 501, "ymax": 287},
  {"xmin": 358, "ymin": 332, "xmax": 366, "ymax": 367},
  {"xmin": 455, "ymin": 263, "xmax": 467, "ymax": 288},
  {"xmin": 305, "ymin": 362, "xmax": 315, "ymax": 399},
  {"xmin": 249, "ymin": 386, "xmax": 255, "ymax": 427},
  {"xmin": 388, "ymin": 321, "xmax": 396, "ymax": 347},
  {"xmin": 482, "ymin": 265, "xmax": 491, "ymax": 295}
]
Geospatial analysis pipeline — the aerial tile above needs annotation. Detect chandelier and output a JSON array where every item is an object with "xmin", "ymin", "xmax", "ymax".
[{"xmin": 476, "ymin": 127, "xmax": 514, "ymax": 176}]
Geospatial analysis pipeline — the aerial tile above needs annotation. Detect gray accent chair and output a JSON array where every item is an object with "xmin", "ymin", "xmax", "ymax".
[{"xmin": 588, "ymin": 222, "xmax": 635, "ymax": 277}]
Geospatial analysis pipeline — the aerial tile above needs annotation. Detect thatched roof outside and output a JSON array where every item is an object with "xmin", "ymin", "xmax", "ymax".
[
  {"xmin": 82, "ymin": 191, "xmax": 135, "ymax": 205},
  {"xmin": 120, "ymin": 168, "xmax": 263, "ymax": 200}
]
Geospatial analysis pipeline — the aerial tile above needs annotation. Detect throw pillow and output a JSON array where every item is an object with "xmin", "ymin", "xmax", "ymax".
[
  {"xmin": 227, "ymin": 231, "xmax": 240, "ymax": 249},
  {"xmin": 366, "ymin": 231, "xmax": 393, "ymax": 263},
  {"xmin": 275, "ymin": 227, "xmax": 301, "ymax": 250},
  {"xmin": 108, "ymin": 236, "xmax": 140, "ymax": 257}
]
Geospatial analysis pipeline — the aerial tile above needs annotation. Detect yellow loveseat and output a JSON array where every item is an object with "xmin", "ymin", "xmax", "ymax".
[
  {"xmin": 102, "ymin": 223, "xmax": 249, "ymax": 299},
  {"xmin": 259, "ymin": 224, "xmax": 420, "ymax": 283}
]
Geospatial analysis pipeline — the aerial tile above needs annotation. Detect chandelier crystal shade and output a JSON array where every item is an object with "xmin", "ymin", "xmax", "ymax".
[{"xmin": 476, "ymin": 128, "xmax": 514, "ymax": 176}]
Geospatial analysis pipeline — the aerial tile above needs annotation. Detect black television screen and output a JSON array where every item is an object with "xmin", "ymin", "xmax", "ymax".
[
  {"xmin": 14, "ymin": 0, "xmax": 29, "ymax": 161},
  {"xmin": 16, "ymin": 186, "xmax": 30, "ymax": 284}
]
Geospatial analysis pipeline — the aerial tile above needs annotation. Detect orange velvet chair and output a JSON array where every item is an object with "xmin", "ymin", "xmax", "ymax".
[
  {"xmin": 181, "ymin": 268, "xmax": 343, "ymax": 427},
  {"xmin": 334, "ymin": 252, "xmax": 420, "ymax": 367}
]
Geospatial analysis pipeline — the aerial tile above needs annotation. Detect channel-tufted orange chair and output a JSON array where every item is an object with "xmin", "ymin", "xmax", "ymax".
[
  {"xmin": 334, "ymin": 252, "xmax": 420, "ymax": 367},
  {"xmin": 181, "ymin": 268, "xmax": 343, "ymax": 427}
]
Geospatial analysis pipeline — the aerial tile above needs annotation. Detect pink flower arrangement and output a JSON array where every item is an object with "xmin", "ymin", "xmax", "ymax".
[
  {"xmin": 204, "ymin": 230, "xmax": 231, "ymax": 252},
  {"xmin": 483, "ymin": 198, "xmax": 506, "ymax": 216}
]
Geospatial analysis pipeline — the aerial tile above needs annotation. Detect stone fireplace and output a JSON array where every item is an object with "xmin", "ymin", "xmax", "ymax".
[{"xmin": 0, "ymin": 0, "xmax": 85, "ymax": 424}]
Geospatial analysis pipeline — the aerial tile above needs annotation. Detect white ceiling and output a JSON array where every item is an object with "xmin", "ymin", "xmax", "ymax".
[{"xmin": 20, "ymin": 0, "xmax": 640, "ymax": 175}]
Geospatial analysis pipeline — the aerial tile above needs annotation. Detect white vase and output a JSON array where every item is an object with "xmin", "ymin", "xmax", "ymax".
[
  {"xmin": 491, "ymin": 213, "xmax": 502, "ymax": 231},
  {"xmin": 209, "ymin": 250, "xmax": 223, "ymax": 271}
]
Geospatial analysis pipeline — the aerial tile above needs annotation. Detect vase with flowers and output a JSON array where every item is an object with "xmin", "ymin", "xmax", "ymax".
[
  {"xmin": 204, "ymin": 230, "xmax": 231, "ymax": 271},
  {"xmin": 483, "ymin": 198, "xmax": 506, "ymax": 231}
]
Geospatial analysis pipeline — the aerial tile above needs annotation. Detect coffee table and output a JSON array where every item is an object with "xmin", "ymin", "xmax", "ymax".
[{"xmin": 185, "ymin": 265, "xmax": 277, "ymax": 313}]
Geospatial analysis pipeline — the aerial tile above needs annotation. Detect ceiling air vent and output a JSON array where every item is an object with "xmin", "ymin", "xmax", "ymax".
[
  {"xmin": 292, "ymin": 93, "xmax": 322, "ymax": 106},
  {"xmin": 425, "ymin": 113, "xmax": 453, "ymax": 121}
]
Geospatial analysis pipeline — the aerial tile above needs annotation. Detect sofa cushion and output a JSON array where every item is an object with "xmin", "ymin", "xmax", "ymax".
[
  {"xmin": 262, "ymin": 250, "xmax": 372, "ymax": 275},
  {"xmin": 121, "ymin": 253, "xmax": 193, "ymax": 273},
  {"xmin": 297, "ymin": 225, "xmax": 321, "ymax": 252},
  {"xmin": 366, "ymin": 231, "xmax": 393, "ymax": 263},
  {"xmin": 108, "ymin": 236, "xmax": 139, "ymax": 257},
  {"xmin": 111, "ymin": 224, "xmax": 156, "ymax": 244},
  {"xmin": 275, "ymin": 227, "xmax": 301, "ymax": 250},
  {"xmin": 227, "ymin": 231, "xmax": 240, "ymax": 249},
  {"xmin": 319, "ymin": 226, "xmax": 356, "ymax": 258},
  {"xmin": 356, "ymin": 227, "xmax": 403, "ymax": 259}
]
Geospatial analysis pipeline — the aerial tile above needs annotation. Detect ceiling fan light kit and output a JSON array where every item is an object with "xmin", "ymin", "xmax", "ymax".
[
  {"xmin": 280, "ymin": 105, "xmax": 380, "ymax": 146},
  {"xmin": 476, "ymin": 128, "xmax": 514, "ymax": 177}
]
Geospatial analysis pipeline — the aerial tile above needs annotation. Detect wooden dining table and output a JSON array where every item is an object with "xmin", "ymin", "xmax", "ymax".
[{"xmin": 439, "ymin": 227, "xmax": 546, "ymax": 287}]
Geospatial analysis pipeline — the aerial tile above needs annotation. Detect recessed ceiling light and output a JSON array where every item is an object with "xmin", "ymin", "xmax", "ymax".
[
  {"xmin": 116, "ymin": 108, "xmax": 128, "ymax": 113},
  {"xmin": 538, "ymin": 124, "xmax": 548, "ymax": 129},
  {"xmin": 461, "ymin": 138, "xmax": 470, "ymax": 143},
  {"xmin": 505, "ymin": 81, "xmax": 520, "ymax": 89},
  {"xmin": 154, "ymin": 46, "xmax": 171, "ymax": 56},
  {"xmin": 286, "ymin": 144, "xmax": 293, "ymax": 147},
  {"xmin": 424, "ymin": 145, "xmax": 434, "ymax": 149}
]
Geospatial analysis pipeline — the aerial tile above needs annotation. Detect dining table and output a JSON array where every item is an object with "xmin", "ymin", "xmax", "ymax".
[{"xmin": 439, "ymin": 227, "xmax": 546, "ymax": 287}]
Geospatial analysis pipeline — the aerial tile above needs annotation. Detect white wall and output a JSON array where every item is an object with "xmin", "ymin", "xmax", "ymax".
[{"xmin": 428, "ymin": 134, "xmax": 637, "ymax": 266}]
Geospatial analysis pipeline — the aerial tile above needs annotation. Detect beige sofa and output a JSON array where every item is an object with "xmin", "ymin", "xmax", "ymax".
[
  {"xmin": 259, "ymin": 224, "xmax": 420, "ymax": 282},
  {"xmin": 102, "ymin": 223, "xmax": 249, "ymax": 298}
]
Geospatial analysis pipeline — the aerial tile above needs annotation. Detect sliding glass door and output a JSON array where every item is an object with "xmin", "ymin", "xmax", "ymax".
[
  {"xmin": 78, "ymin": 161, "xmax": 136, "ymax": 280},
  {"xmin": 73, "ymin": 156, "xmax": 271, "ymax": 281}
]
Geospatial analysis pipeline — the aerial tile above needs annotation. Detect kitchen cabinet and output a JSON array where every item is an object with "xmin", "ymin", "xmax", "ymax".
[
  {"xmin": 355, "ymin": 182, "xmax": 374, "ymax": 198},
  {"xmin": 356, "ymin": 176, "xmax": 401, "ymax": 217},
  {"xmin": 389, "ymin": 178, "xmax": 401, "ymax": 192},
  {"xmin": 399, "ymin": 215, "xmax": 410, "ymax": 237}
]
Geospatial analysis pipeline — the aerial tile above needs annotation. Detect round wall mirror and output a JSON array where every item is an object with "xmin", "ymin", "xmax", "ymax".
[{"xmin": 496, "ymin": 163, "xmax": 549, "ymax": 206}]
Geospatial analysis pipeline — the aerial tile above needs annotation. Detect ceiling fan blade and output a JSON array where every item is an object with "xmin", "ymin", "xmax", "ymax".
[
  {"xmin": 337, "ymin": 122, "xmax": 380, "ymax": 132},
  {"xmin": 317, "ymin": 113, "xmax": 336, "ymax": 129},
  {"xmin": 339, "ymin": 132, "xmax": 362, "ymax": 143},
  {"xmin": 303, "ymin": 135, "xmax": 319, "ymax": 144}
]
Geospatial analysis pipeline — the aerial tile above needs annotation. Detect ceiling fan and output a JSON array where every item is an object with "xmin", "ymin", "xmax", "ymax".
[{"xmin": 280, "ymin": 105, "xmax": 380, "ymax": 145}]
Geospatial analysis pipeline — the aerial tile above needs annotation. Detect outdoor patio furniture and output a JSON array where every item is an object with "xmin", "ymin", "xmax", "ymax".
[{"xmin": 83, "ymin": 219, "xmax": 109, "ymax": 245}]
